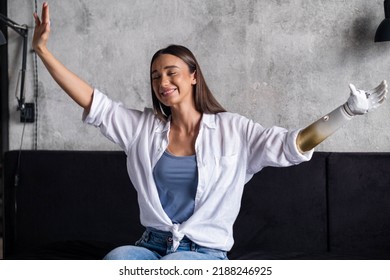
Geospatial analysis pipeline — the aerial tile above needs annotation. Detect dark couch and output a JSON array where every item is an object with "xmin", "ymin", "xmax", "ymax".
[{"xmin": 2, "ymin": 150, "xmax": 390, "ymax": 259}]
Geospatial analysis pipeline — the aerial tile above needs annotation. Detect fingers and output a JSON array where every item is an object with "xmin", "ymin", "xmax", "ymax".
[
  {"xmin": 32, "ymin": 2, "xmax": 51, "ymax": 52},
  {"xmin": 369, "ymin": 97, "xmax": 386, "ymax": 110},
  {"xmin": 41, "ymin": 2, "xmax": 50, "ymax": 25},
  {"xmin": 349, "ymin": 83, "xmax": 356, "ymax": 92},
  {"xmin": 369, "ymin": 81, "xmax": 387, "ymax": 100},
  {"xmin": 33, "ymin": 2, "xmax": 49, "ymax": 26},
  {"xmin": 348, "ymin": 84, "xmax": 366, "ymax": 98},
  {"xmin": 367, "ymin": 80, "xmax": 388, "ymax": 111},
  {"xmin": 370, "ymin": 92, "xmax": 386, "ymax": 106},
  {"xmin": 33, "ymin": 12, "xmax": 40, "ymax": 26},
  {"xmin": 369, "ymin": 87, "xmax": 387, "ymax": 100},
  {"xmin": 370, "ymin": 81, "xmax": 384, "ymax": 93},
  {"xmin": 351, "ymin": 80, "xmax": 388, "ymax": 104},
  {"xmin": 367, "ymin": 80, "xmax": 387, "ymax": 95}
]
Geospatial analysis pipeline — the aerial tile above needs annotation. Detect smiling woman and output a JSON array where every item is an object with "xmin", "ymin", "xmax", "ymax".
[
  {"xmin": 151, "ymin": 54, "xmax": 197, "ymax": 109},
  {"xmin": 149, "ymin": 45, "xmax": 226, "ymax": 122},
  {"xmin": 31, "ymin": 2, "xmax": 387, "ymax": 260}
]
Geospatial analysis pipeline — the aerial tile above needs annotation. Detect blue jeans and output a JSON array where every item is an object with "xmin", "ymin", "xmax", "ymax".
[{"xmin": 103, "ymin": 227, "xmax": 228, "ymax": 260}]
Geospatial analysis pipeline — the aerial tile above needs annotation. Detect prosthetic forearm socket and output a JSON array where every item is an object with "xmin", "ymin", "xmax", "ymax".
[{"xmin": 297, "ymin": 105, "xmax": 352, "ymax": 153}]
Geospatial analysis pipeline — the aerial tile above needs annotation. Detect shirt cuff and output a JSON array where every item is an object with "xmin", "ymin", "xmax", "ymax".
[
  {"xmin": 82, "ymin": 88, "xmax": 108, "ymax": 126},
  {"xmin": 287, "ymin": 129, "xmax": 314, "ymax": 164}
]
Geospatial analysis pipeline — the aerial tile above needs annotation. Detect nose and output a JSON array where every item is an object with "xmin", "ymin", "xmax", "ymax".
[{"xmin": 160, "ymin": 74, "xmax": 170, "ymax": 87}]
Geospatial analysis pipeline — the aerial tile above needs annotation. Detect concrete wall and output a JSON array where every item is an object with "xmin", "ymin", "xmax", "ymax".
[{"xmin": 7, "ymin": 0, "xmax": 390, "ymax": 152}]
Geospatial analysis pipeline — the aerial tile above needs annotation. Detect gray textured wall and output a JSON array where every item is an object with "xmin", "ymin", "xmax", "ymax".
[{"xmin": 7, "ymin": 0, "xmax": 390, "ymax": 151}]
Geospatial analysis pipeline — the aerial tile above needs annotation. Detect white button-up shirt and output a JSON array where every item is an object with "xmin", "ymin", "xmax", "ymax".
[{"xmin": 83, "ymin": 89, "xmax": 313, "ymax": 252}]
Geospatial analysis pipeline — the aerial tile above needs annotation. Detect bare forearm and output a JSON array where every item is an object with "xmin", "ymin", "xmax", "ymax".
[{"xmin": 35, "ymin": 47, "xmax": 93, "ymax": 111}]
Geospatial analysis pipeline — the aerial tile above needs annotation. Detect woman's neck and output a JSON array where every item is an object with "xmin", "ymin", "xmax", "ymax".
[{"xmin": 170, "ymin": 106, "xmax": 202, "ymax": 134}]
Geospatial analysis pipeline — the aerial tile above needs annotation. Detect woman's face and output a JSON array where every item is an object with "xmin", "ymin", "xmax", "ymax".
[{"xmin": 151, "ymin": 54, "xmax": 196, "ymax": 108}]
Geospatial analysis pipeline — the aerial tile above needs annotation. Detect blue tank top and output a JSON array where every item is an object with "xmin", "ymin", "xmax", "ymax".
[{"xmin": 153, "ymin": 151, "xmax": 198, "ymax": 224}]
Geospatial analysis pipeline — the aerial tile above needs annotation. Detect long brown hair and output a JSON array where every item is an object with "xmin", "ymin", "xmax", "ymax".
[{"xmin": 150, "ymin": 45, "xmax": 226, "ymax": 121}]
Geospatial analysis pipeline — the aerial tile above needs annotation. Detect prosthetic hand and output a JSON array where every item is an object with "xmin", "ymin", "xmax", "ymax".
[
  {"xmin": 297, "ymin": 80, "xmax": 388, "ymax": 153},
  {"xmin": 344, "ymin": 81, "xmax": 387, "ymax": 116}
]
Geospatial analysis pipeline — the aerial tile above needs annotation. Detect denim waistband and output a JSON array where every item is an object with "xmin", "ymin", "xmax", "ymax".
[
  {"xmin": 145, "ymin": 227, "xmax": 191, "ymax": 243},
  {"xmin": 137, "ymin": 227, "xmax": 228, "ymax": 259}
]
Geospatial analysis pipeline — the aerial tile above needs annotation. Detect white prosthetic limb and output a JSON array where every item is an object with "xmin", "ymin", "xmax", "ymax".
[{"xmin": 297, "ymin": 80, "xmax": 388, "ymax": 153}]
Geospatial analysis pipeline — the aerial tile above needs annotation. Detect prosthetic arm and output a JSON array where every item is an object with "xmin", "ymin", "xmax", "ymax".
[{"xmin": 296, "ymin": 80, "xmax": 388, "ymax": 153}]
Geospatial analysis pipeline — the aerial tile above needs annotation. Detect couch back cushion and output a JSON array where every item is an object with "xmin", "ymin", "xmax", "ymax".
[
  {"xmin": 3, "ymin": 150, "xmax": 143, "ymax": 258},
  {"xmin": 229, "ymin": 152, "xmax": 329, "ymax": 259},
  {"xmin": 327, "ymin": 153, "xmax": 390, "ymax": 257}
]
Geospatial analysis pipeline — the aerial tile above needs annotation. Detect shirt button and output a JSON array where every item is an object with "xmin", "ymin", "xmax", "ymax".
[{"xmin": 167, "ymin": 237, "xmax": 173, "ymax": 242}]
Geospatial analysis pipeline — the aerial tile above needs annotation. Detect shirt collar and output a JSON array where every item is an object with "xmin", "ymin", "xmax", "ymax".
[
  {"xmin": 155, "ymin": 113, "xmax": 217, "ymax": 133},
  {"xmin": 201, "ymin": 113, "xmax": 216, "ymax": 129}
]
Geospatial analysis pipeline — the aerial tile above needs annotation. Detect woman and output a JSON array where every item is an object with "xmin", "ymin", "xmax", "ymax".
[{"xmin": 33, "ymin": 3, "xmax": 387, "ymax": 260}]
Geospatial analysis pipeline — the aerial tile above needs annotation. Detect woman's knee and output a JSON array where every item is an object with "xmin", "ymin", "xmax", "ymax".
[
  {"xmin": 103, "ymin": 245, "xmax": 159, "ymax": 260},
  {"xmin": 161, "ymin": 251, "xmax": 225, "ymax": 260}
]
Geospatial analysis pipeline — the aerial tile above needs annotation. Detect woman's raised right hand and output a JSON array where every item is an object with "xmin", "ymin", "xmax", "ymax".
[
  {"xmin": 32, "ymin": 2, "xmax": 50, "ymax": 54},
  {"xmin": 31, "ymin": 1, "xmax": 94, "ymax": 111}
]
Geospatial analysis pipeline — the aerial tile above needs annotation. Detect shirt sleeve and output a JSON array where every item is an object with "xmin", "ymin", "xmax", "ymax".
[
  {"xmin": 82, "ymin": 89, "xmax": 144, "ymax": 152},
  {"xmin": 245, "ymin": 118, "xmax": 314, "ymax": 174}
]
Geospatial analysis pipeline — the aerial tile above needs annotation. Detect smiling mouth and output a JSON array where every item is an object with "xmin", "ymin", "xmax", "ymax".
[{"xmin": 160, "ymin": 88, "xmax": 177, "ymax": 97}]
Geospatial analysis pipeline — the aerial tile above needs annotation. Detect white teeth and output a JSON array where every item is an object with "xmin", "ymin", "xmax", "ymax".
[{"xmin": 161, "ymin": 88, "xmax": 176, "ymax": 96}]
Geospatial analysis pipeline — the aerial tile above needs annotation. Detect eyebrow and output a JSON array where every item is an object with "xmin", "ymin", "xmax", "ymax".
[{"xmin": 151, "ymin": 65, "xmax": 180, "ymax": 74}]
